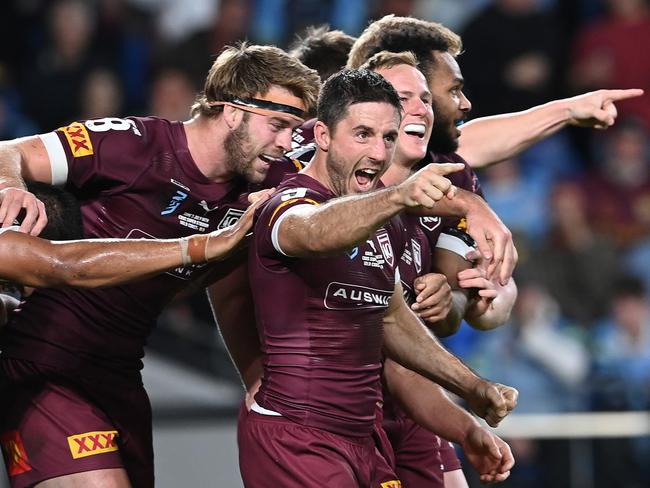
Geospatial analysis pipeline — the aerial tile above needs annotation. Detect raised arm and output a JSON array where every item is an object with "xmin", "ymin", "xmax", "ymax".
[
  {"xmin": 276, "ymin": 162, "xmax": 462, "ymax": 257},
  {"xmin": 457, "ymin": 88, "xmax": 644, "ymax": 168},
  {"xmin": 0, "ymin": 196, "xmax": 263, "ymax": 288},
  {"xmin": 382, "ymin": 282, "xmax": 518, "ymax": 427},
  {"xmin": 0, "ymin": 136, "xmax": 54, "ymax": 234}
]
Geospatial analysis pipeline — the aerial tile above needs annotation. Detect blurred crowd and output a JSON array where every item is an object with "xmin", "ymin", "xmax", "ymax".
[{"xmin": 1, "ymin": 0, "xmax": 649, "ymax": 485}]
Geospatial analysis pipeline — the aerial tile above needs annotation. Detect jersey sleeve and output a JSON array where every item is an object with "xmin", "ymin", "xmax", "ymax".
[
  {"xmin": 253, "ymin": 186, "xmax": 326, "ymax": 264},
  {"xmin": 38, "ymin": 117, "xmax": 147, "ymax": 193}
]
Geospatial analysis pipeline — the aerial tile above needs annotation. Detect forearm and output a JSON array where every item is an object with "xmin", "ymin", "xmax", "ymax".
[
  {"xmin": 0, "ymin": 232, "xmax": 202, "ymax": 288},
  {"xmin": 465, "ymin": 279, "xmax": 517, "ymax": 331},
  {"xmin": 457, "ymin": 99, "xmax": 571, "ymax": 168},
  {"xmin": 281, "ymin": 186, "xmax": 404, "ymax": 256},
  {"xmin": 0, "ymin": 143, "xmax": 28, "ymax": 189},
  {"xmin": 383, "ymin": 295, "xmax": 482, "ymax": 399},
  {"xmin": 384, "ymin": 358, "xmax": 480, "ymax": 443}
]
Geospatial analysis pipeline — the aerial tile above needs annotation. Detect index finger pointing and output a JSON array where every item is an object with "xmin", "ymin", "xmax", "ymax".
[
  {"xmin": 605, "ymin": 88, "xmax": 644, "ymax": 102},
  {"xmin": 428, "ymin": 162, "xmax": 465, "ymax": 176}
]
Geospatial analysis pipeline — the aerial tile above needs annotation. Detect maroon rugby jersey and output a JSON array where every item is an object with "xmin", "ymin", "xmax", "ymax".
[
  {"xmin": 250, "ymin": 173, "xmax": 407, "ymax": 437},
  {"xmin": 1, "ymin": 117, "xmax": 250, "ymax": 379}
]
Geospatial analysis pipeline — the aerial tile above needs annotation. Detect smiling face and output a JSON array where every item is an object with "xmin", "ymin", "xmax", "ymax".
[
  {"xmin": 319, "ymin": 101, "xmax": 400, "ymax": 196},
  {"xmin": 223, "ymin": 87, "xmax": 304, "ymax": 184},
  {"xmin": 374, "ymin": 64, "xmax": 434, "ymax": 166},
  {"xmin": 427, "ymin": 51, "xmax": 472, "ymax": 154}
]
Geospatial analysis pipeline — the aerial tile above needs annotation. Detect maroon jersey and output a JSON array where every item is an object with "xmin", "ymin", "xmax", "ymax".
[
  {"xmin": 250, "ymin": 173, "xmax": 407, "ymax": 438},
  {"xmin": 1, "ymin": 117, "xmax": 249, "ymax": 380}
]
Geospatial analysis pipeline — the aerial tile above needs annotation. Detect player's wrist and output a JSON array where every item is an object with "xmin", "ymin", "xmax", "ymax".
[{"xmin": 179, "ymin": 234, "xmax": 210, "ymax": 265}]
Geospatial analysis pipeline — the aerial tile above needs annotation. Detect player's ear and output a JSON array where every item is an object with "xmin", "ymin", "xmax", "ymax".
[
  {"xmin": 223, "ymin": 105, "xmax": 245, "ymax": 130},
  {"xmin": 314, "ymin": 121, "xmax": 330, "ymax": 151}
]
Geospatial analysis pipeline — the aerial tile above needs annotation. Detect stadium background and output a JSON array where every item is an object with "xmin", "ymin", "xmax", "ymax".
[{"xmin": 1, "ymin": 0, "xmax": 649, "ymax": 486}]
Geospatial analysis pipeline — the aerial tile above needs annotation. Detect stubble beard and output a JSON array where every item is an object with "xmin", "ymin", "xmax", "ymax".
[
  {"xmin": 427, "ymin": 112, "xmax": 459, "ymax": 156},
  {"xmin": 224, "ymin": 118, "xmax": 263, "ymax": 183}
]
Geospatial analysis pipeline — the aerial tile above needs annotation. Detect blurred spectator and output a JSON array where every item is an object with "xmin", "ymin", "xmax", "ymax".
[
  {"xmin": 149, "ymin": 68, "xmax": 195, "ymax": 120},
  {"xmin": 0, "ymin": 88, "xmax": 38, "ymax": 139},
  {"xmin": 570, "ymin": 0, "xmax": 650, "ymax": 129},
  {"xmin": 529, "ymin": 180, "xmax": 620, "ymax": 325},
  {"xmin": 79, "ymin": 68, "xmax": 124, "ymax": 119},
  {"xmin": 412, "ymin": 0, "xmax": 488, "ymax": 31},
  {"xmin": 249, "ymin": 0, "xmax": 369, "ymax": 46},
  {"xmin": 580, "ymin": 118, "xmax": 650, "ymax": 249},
  {"xmin": 469, "ymin": 282, "xmax": 589, "ymax": 413},
  {"xmin": 590, "ymin": 275, "xmax": 650, "ymax": 487},
  {"xmin": 460, "ymin": 0, "xmax": 562, "ymax": 117},
  {"xmin": 461, "ymin": 281, "xmax": 587, "ymax": 488},
  {"xmin": 591, "ymin": 275, "xmax": 650, "ymax": 410},
  {"xmin": 212, "ymin": 0, "xmax": 252, "ymax": 54},
  {"xmin": 21, "ymin": 0, "xmax": 100, "ymax": 130},
  {"xmin": 480, "ymin": 157, "xmax": 550, "ymax": 243},
  {"xmin": 94, "ymin": 0, "xmax": 153, "ymax": 114}
]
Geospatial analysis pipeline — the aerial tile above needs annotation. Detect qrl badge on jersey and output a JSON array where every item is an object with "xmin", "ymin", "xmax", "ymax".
[
  {"xmin": 217, "ymin": 208, "xmax": 245, "ymax": 229},
  {"xmin": 376, "ymin": 230, "xmax": 394, "ymax": 268}
]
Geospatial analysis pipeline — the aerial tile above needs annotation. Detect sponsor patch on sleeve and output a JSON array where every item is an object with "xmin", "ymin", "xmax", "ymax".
[
  {"xmin": 67, "ymin": 430, "xmax": 119, "ymax": 459},
  {"xmin": 59, "ymin": 122, "xmax": 94, "ymax": 157},
  {"xmin": 381, "ymin": 481, "xmax": 402, "ymax": 488},
  {"xmin": 0, "ymin": 431, "xmax": 32, "ymax": 476}
]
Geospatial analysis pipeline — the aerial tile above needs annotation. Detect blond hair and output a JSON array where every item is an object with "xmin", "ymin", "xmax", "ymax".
[
  {"xmin": 360, "ymin": 51, "xmax": 418, "ymax": 72},
  {"xmin": 191, "ymin": 43, "xmax": 321, "ymax": 118}
]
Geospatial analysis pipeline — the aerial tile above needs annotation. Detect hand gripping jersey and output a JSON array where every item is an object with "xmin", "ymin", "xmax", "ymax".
[
  {"xmin": 250, "ymin": 173, "xmax": 407, "ymax": 438},
  {"xmin": 1, "ymin": 117, "xmax": 250, "ymax": 380}
]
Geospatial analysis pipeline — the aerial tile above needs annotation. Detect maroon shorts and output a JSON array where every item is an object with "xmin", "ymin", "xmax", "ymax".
[
  {"xmin": 383, "ymin": 405, "xmax": 463, "ymax": 487},
  {"xmin": 438, "ymin": 437, "xmax": 462, "ymax": 473},
  {"xmin": 239, "ymin": 409, "xmax": 402, "ymax": 487},
  {"xmin": 0, "ymin": 358, "xmax": 153, "ymax": 488}
]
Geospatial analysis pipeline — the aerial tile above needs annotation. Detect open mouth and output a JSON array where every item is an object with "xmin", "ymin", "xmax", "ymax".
[
  {"xmin": 258, "ymin": 153, "xmax": 283, "ymax": 164},
  {"xmin": 354, "ymin": 168, "xmax": 379, "ymax": 189},
  {"xmin": 404, "ymin": 123, "xmax": 426, "ymax": 139}
]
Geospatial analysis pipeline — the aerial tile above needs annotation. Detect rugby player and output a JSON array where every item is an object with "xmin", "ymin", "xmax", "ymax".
[
  {"xmin": 348, "ymin": 15, "xmax": 644, "ymax": 170},
  {"xmin": 361, "ymin": 50, "xmax": 515, "ymax": 484},
  {"xmin": 240, "ymin": 69, "xmax": 518, "ymax": 487},
  {"xmin": 0, "ymin": 43, "xmax": 320, "ymax": 488}
]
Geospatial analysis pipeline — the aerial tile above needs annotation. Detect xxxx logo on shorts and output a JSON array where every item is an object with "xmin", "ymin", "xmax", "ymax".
[
  {"xmin": 0, "ymin": 431, "xmax": 32, "ymax": 476},
  {"xmin": 60, "ymin": 122, "xmax": 94, "ymax": 157},
  {"xmin": 67, "ymin": 430, "xmax": 119, "ymax": 459},
  {"xmin": 380, "ymin": 481, "xmax": 402, "ymax": 488}
]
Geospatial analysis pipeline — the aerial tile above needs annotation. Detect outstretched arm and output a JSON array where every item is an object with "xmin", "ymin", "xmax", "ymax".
[
  {"xmin": 0, "ymin": 196, "xmax": 264, "ymax": 288},
  {"xmin": 276, "ymin": 163, "xmax": 462, "ymax": 257},
  {"xmin": 457, "ymin": 88, "xmax": 644, "ymax": 168}
]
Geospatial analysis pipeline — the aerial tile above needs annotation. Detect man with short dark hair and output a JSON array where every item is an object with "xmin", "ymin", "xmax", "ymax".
[{"xmin": 240, "ymin": 69, "xmax": 517, "ymax": 487}]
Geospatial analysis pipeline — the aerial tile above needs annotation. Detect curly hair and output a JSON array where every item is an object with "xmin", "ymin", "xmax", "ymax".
[{"xmin": 348, "ymin": 15, "xmax": 462, "ymax": 80}]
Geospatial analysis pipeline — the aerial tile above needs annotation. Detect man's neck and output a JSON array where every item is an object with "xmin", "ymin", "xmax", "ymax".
[
  {"xmin": 183, "ymin": 116, "xmax": 235, "ymax": 182},
  {"xmin": 302, "ymin": 150, "xmax": 338, "ymax": 196}
]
